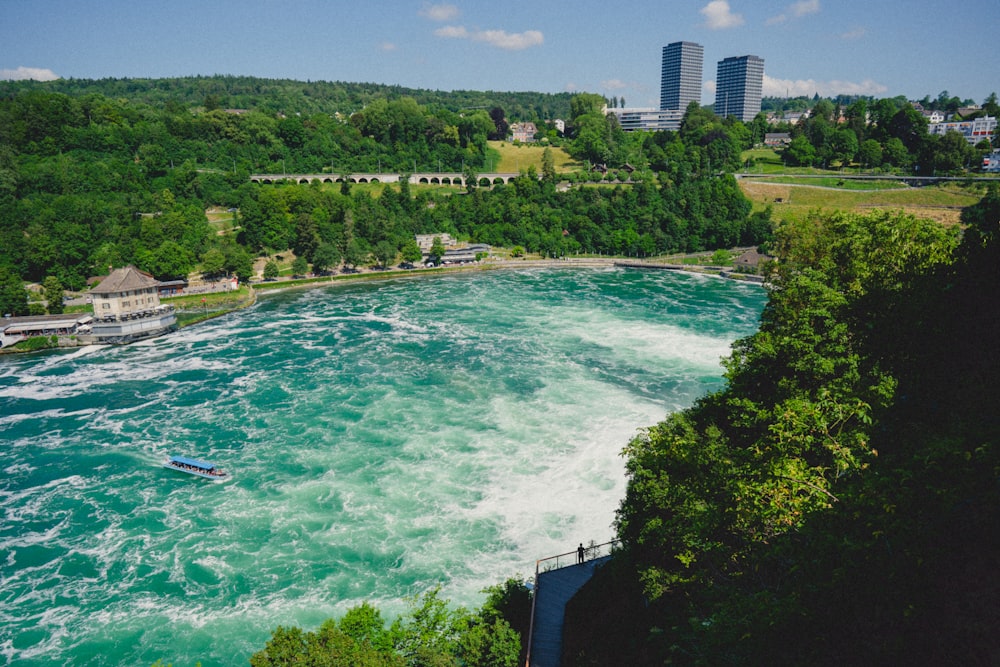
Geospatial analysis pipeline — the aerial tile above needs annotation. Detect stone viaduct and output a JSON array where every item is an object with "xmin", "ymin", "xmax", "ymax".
[{"xmin": 249, "ymin": 172, "xmax": 521, "ymax": 187}]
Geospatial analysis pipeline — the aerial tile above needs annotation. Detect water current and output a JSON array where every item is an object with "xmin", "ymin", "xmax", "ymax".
[{"xmin": 0, "ymin": 267, "xmax": 766, "ymax": 666}]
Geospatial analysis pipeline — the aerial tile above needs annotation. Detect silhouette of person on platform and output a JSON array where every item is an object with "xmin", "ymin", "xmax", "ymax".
[{"xmin": 577, "ymin": 543, "xmax": 585, "ymax": 564}]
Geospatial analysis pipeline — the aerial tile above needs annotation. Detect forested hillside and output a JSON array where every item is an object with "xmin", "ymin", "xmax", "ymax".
[
  {"xmin": 0, "ymin": 79, "xmax": 770, "ymax": 304},
  {"xmin": 563, "ymin": 186, "xmax": 1000, "ymax": 666},
  {"xmin": 0, "ymin": 75, "xmax": 573, "ymax": 122}
]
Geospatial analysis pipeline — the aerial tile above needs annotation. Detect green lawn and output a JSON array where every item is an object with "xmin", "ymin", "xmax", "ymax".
[
  {"xmin": 487, "ymin": 141, "xmax": 579, "ymax": 173},
  {"xmin": 740, "ymin": 179, "xmax": 984, "ymax": 225}
]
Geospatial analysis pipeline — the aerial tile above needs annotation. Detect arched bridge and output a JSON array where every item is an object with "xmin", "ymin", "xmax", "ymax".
[{"xmin": 249, "ymin": 172, "xmax": 521, "ymax": 186}]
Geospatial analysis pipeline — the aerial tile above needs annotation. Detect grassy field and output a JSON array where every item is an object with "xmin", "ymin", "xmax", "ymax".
[
  {"xmin": 487, "ymin": 141, "xmax": 579, "ymax": 173},
  {"xmin": 206, "ymin": 207, "xmax": 238, "ymax": 236},
  {"xmin": 739, "ymin": 179, "xmax": 985, "ymax": 225}
]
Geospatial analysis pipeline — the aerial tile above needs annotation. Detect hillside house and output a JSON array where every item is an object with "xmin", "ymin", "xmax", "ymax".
[{"xmin": 510, "ymin": 122, "xmax": 538, "ymax": 143}]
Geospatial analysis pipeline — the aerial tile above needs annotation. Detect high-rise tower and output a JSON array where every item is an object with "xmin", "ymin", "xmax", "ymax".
[
  {"xmin": 714, "ymin": 55, "xmax": 765, "ymax": 122},
  {"xmin": 660, "ymin": 41, "xmax": 704, "ymax": 111}
]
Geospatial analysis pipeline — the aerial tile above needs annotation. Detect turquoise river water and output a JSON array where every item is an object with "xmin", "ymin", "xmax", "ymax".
[{"xmin": 0, "ymin": 267, "xmax": 766, "ymax": 666}]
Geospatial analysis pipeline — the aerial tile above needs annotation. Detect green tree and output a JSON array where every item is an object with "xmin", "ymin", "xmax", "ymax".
[
  {"xmin": 200, "ymin": 247, "xmax": 226, "ymax": 279},
  {"xmin": 222, "ymin": 243, "xmax": 255, "ymax": 283},
  {"xmin": 541, "ymin": 147, "xmax": 557, "ymax": 182},
  {"xmin": 262, "ymin": 259, "xmax": 280, "ymax": 280},
  {"xmin": 311, "ymin": 242, "xmax": 341, "ymax": 274},
  {"xmin": 858, "ymin": 139, "xmax": 883, "ymax": 169},
  {"xmin": 428, "ymin": 236, "xmax": 446, "ymax": 263},
  {"xmin": 42, "ymin": 275, "xmax": 64, "ymax": 314},
  {"xmin": 831, "ymin": 128, "xmax": 859, "ymax": 166},
  {"xmin": 343, "ymin": 238, "xmax": 368, "ymax": 270},
  {"xmin": 373, "ymin": 240, "xmax": 396, "ymax": 269},
  {"xmin": 785, "ymin": 135, "xmax": 816, "ymax": 167},
  {"xmin": 290, "ymin": 255, "xmax": 309, "ymax": 276},
  {"xmin": 0, "ymin": 267, "xmax": 29, "ymax": 316},
  {"xmin": 400, "ymin": 239, "xmax": 423, "ymax": 265}
]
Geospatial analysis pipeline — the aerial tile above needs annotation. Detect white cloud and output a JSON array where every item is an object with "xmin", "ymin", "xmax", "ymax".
[
  {"xmin": 704, "ymin": 81, "xmax": 717, "ymax": 96},
  {"xmin": 1, "ymin": 66, "xmax": 59, "ymax": 81},
  {"xmin": 419, "ymin": 3, "xmax": 459, "ymax": 21},
  {"xmin": 601, "ymin": 79, "xmax": 629, "ymax": 91},
  {"xmin": 434, "ymin": 25, "xmax": 468, "ymax": 39},
  {"xmin": 791, "ymin": 0, "xmax": 820, "ymax": 17},
  {"xmin": 840, "ymin": 26, "xmax": 866, "ymax": 40},
  {"xmin": 762, "ymin": 73, "xmax": 887, "ymax": 98},
  {"xmin": 378, "ymin": 41, "xmax": 397, "ymax": 52},
  {"xmin": 435, "ymin": 26, "xmax": 544, "ymax": 50},
  {"xmin": 767, "ymin": 0, "xmax": 820, "ymax": 25},
  {"xmin": 700, "ymin": 1, "xmax": 744, "ymax": 30}
]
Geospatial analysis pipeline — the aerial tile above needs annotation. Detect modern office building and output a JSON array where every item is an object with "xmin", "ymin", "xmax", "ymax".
[
  {"xmin": 715, "ymin": 55, "xmax": 765, "ymax": 122},
  {"xmin": 605, "ymin": 107, "xmax": 686, "ymax": 132},
  {"xmin": 660, "ymin": 41, "xmax": 704, "ymax": 111}
]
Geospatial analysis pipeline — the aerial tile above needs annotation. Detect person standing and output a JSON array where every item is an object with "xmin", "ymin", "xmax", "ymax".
[{"xmin": 577, "ymin": 543, "xmax": 585, "ymax": 564}]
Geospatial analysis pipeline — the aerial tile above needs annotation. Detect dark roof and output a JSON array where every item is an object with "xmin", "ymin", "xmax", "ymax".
[{"xmin": 90, "ymin": 266, "xmax": 160, "ymax": 294}]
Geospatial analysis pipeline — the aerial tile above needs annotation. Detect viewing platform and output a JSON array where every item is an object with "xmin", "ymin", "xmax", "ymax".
[{"xmin": 526, "ymin": 540, "xmax": 618, "ymax": 667}]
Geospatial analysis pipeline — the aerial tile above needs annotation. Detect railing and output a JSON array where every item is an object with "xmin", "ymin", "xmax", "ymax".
[
  {"xmin": 524, "ymin": 539, "xmax": 619, "ymax": 667},
  {"xmin": 534, "ymin": 538, "xmax": 620, "ymax": 573}
]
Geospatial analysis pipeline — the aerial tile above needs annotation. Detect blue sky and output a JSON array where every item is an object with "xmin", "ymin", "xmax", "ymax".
[{"xmin": 2, "ymin": 0, "xmax": 997, "ymax": 107}]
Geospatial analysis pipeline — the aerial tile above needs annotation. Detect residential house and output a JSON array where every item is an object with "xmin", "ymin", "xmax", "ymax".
[{"xmin": 510, "ymin": 122, "xmax": 538, "ymax": 143}]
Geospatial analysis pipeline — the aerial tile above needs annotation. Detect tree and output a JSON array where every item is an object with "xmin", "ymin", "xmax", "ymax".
[
  {"xmin": 400, "ymin": 239, "xmax": 423, "ymax": 265},
  {"xmin": 541, "ymin": 147, "xmax": 557, "ymax": 183},
  {"xmin": 343, "ymin": 238, "xmax": 368, "ymax": 270},
  {"xmin": 373, "ymin": 240, "xmax": 396, "ymax": 269},
  {"xmin": 200, "ymin": 247, "xmax": 226, "ymax": 279},
  {"xmin": 146, "ymin": 240, "xmax": 195, "ymax": 280},
  {"xmin": 830, "ymin": 128, "xmax": 859, "ymax": 166},
  {"xmin": 311, "ymin": 242, "xmax": 341, "ymax": 274},
  {"xmin": 569, "ymin": 93, "xmax": 608, "ymax": 123},
  {"xmin": 488, "ymin": 107, "xmax": 509, "ymax": 141},
  {"xmin": 858, "ymin": 139, "xmax": 883, "ymax": 169},
  {"xmin": 222, "ymin": 243, "xmax": 255, "ymax": 283},
  {"xmin": 262, "ymin": 259, "xmax": 280, "ymax": 280},
  {"xmin": 0, "ymin": 267, "xmax": 29, "ymax": 316},
  {"xmin": 42, "ymin": 275, "xmax": 64, "ymax": 314},
  {"xmin": 290, "ymin": 255, "xmax": 309, "ymax": 276},
  {"xmin": 462, "ymin": 163, "xmax": 478, "ymax": 193},
  {"xmin": 785, "ymin": 135, "xmax": 816, "ymax": 166},
  {"xmin": 428, "ymin": 236, "xmax": 446, "ymax": 264}
]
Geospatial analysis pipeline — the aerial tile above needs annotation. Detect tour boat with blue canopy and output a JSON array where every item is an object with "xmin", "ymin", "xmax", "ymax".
[{"xmin": 163, "ymin": 455, "xmax": 228, "ymax": 480}]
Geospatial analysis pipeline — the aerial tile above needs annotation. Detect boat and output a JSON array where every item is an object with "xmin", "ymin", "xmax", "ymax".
[{"xmin": 163, "ymin": 455, "xmax": 228, "ymax": 480}]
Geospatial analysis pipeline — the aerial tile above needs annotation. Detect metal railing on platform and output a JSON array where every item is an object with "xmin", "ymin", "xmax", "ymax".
[
  {"xmin": 535, "ymin": 539, "xmax": 620, "ymax": 573},
  {"xmin": 524, "ymin": 539, "xmax": 619, "ymax": 667}
]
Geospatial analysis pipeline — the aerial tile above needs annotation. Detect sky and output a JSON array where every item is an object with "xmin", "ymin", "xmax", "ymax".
[{"xmin": 2, "ymin": 0, "xmax": 998, "ymax": 108}]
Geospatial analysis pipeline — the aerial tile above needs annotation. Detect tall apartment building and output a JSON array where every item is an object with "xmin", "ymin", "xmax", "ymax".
[
  {"xmin": 715, "ymin": 55, "xmax": 765, "ymax": 122},
  {"xmin": 660, "ymin": 41, "xmax": 704, "ymax": 111}
]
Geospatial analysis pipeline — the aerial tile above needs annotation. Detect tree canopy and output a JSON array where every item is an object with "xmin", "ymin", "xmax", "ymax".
[{"xmin": 564, "ymin": 189, "xmax": 1000, "ymax": 665}]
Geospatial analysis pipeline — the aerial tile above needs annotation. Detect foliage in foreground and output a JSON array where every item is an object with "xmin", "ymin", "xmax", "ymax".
[
  {"xmin": 564, "ymin": 188, "xmax": 1000, "ymax": 665},
  {"xmin": 249, "ymin": 580, "xmax": 529, "ymax": 667}
]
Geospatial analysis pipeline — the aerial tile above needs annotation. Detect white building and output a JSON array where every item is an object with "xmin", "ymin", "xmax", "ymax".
[
  {"xmin": 89, "ymin": 265, "xmax": 176, "ymax": 343},
  {"xmin": 0, "ymin": 313, "xmax": 93, "ymax": 348},
  {"xmin": 604, "ymin": 107, "xmax": 685, "ymax": 132},
  {"xmin": 927, "ymin": 116, "xmax": 997, "ymax": 146}
]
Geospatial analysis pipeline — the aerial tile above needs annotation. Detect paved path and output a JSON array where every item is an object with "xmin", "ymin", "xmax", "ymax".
[{"xmin": 529, "ymin": 555, "xmax": 611, "ymax": 667}]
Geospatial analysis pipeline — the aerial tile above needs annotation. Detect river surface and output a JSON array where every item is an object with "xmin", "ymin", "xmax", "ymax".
[{"xmin": 0, "ymin": 267, "xmax": 766, "ymax": 666}]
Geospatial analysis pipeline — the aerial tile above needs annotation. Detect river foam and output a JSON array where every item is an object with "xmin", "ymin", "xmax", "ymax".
[{"xmin": 0, "ymin": 267, "xmax": 765, "ymax": 666}]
